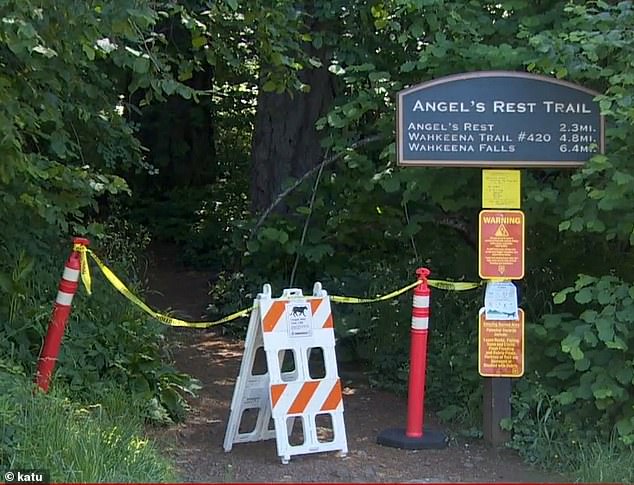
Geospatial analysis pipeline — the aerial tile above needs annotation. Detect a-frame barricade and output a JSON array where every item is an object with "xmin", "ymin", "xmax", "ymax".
[{"xmin": 224, "ymin": 283, "xmax": 348, "ymax": 464}]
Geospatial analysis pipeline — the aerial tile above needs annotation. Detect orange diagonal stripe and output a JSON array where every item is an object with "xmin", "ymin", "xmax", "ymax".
[
  {"xmin": 310, "ymin": 298, "xmax": 323, "ymax": 315},
  {"xmin": 311, "ymin": 298, "xmax": 333, "ymax": 328},
  {"xmin": 263, "ymin": 301, "xmax": 286, "ymax": 332},
  {"xmin": 270, "ymin": 383, "xmax": 287, "ymax": 408},
  {"xmin": 288, "ymin": 381, "xmax": 320, "ymax": 414},
  {"xmin": 320, "ymin": 379, "xmax": 342, "ymax": 411},
  {"xmin": 322, "ymin": 314, "xmax": 334, "ymax": 329}
]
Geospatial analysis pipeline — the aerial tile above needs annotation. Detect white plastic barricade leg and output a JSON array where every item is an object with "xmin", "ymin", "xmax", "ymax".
[
  {"xmin": 223, "ymin": 285, "xmax": 275, "ymax": 451},
  {"xmin": 224, "ymin": 282, "xmax": 348, "ymax": 464}
]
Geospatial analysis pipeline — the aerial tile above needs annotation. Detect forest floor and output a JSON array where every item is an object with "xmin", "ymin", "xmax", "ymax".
[{"xmin": 143, "ymin": 244, "xmax": 565, "ymax": 483}]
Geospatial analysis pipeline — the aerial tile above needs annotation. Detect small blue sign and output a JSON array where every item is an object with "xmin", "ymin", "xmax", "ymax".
[{"xmin": 397, "ymin": 71, "xmax": 604, "ymax": 167}]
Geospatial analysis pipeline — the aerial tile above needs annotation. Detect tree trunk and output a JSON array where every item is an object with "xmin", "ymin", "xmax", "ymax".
[{"xmin": 250, "ymin": 63, "xmax": 336, "ymax": 213}]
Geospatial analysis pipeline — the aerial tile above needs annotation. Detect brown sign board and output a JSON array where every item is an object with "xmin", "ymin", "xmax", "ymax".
[{"xmin": 478, "ymin": 309, "xmax": 524, "ymax": 378}]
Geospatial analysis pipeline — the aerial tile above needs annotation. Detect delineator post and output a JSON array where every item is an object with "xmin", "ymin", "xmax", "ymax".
[
  {"xmin": 35, "ymin": 237, "xmax": 89, "ymax": 392},
  {"xmin": 377, "ymin": 268, "xmax": 447, "ymax": 449}
]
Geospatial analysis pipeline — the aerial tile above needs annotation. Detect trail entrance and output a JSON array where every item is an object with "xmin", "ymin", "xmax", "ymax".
[{"xmin": 144, "ymin": 245, "xmax": 562, "ymax": 483}]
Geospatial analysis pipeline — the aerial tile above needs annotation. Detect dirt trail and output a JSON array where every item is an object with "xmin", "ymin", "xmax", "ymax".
[{"xmin": 143, "ymin": 246, "xmax": 563, "ymax": 483}]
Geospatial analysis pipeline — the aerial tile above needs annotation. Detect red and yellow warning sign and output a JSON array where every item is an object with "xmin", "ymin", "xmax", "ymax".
[
  {"xmin": 478, "ymin": 210, "xmax": 524, "ymax": 280},
  {"xmin": 478, "ymin": 309, "xmax": 524, "ymax": 378}
]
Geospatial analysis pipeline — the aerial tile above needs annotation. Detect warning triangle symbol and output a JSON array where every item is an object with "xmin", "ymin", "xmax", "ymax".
[{"xmin": 495, "ymin": 224, "xmax": 510, "ymax": 237}]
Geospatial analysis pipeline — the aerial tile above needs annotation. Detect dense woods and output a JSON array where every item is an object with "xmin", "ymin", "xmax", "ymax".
[{"xmin": 1, "ymin": 0, "xmax": 633, "ymax": 479}]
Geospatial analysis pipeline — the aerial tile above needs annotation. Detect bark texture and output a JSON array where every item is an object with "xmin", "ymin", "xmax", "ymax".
[{"xmin": 250, "ymin": 64, "xmax": 336, "ymax": 213}]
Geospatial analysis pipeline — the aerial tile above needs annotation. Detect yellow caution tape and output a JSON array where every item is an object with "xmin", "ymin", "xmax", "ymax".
[
  {"xmin": 73, "ymin": 243, "xmax": 482, "ymax": 327},
  {"xmin": 330, "ymin": 280, "xmax": 421, "ymax": 304},
  {"xmin": 427, "ymin": 279, "xmax": 483, "ymax": 291},
  {"xmin": 329, "ymin": 278, "xmax": 482, "ymax": 304},
  {"xmin": 78, "ymin": 247, "xmax": 92, "ymax": 295},
  {"xmin": 74, "ymin": 244, "xmax": 253, "ymax": 328}
]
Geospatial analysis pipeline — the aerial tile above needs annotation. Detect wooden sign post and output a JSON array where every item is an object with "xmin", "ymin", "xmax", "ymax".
[{"xmin": 396, "ymin": 71, "xmax": 604, "ymax": 446}]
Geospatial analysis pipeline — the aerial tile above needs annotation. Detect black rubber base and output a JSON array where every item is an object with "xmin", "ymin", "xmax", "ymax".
[{"xmin": 376, "ymin": 427, "xmax": 448, "ymax": 450}]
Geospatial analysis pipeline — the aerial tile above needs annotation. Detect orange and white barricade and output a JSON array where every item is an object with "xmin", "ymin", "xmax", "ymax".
[{"xmin": 224, "ymin": 283, "xmax": 348, "ymax": 464}]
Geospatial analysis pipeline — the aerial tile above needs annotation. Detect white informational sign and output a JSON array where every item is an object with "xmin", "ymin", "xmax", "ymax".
[
  {"xmin": 285, "ymin": 301, "xmax": 313, "ymax": 337},
  {"xmin": 484, "ymin": 281, "xmax": 519, "ymax": 321}
]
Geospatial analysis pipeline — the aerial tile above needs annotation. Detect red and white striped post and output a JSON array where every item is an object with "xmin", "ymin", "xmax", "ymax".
[
  {"xmin": 377, "ymin": 267, "xmax": 447, "ymax": 449},
  {"xmin": 35, "ymin": 237, "xmax": 89, "ymax": 392},
  {"xmin": 406, "ymin": 267, "xmax": 431, "ymax": 437}
]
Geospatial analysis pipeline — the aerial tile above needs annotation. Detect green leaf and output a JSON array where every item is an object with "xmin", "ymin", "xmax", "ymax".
[
  {"xmin": 596, "ymin": 319, "xmax": 614, "ymax": 343},
  {"xmin": 381, "ymin": 177, "xmax": 400, "ymax": 193},
  {"xmin": 574, "ymin": 288, "xmax": 593, "ymax": 304},
  {"xmin": 558, "ymin": 220, "xmax": 571, "ymax": 231},
  {"xmin": 556, "ymin": 391, "xmax": 576, "ymax": 405},
  {"xmin": 575, "ymin": 274, "xmax": 597, "ymax": 288},
  {"xmin": 592, "ymin": 387, "xmax": 613, "ymax": 399},
  {"xmin": 400, "ymin": 61, "xmax": 417, "ymax": 73},
  {"xmin": 499, "ymin": 417, "xmax": 513, "ymax": 431},
  {"xmin": 615, "ymin": 417, "xmax": 634, "ymax": 439},
  {"xmin": 327, "ymin": 112, "xmax": 346, "ymax": 128},
  {"xmin": 605, "ymin": 337, "xmax": 627, "ymax": 350},
  {"xmin": 304, "ymin": 244, "xmax": 334, "ymax": 262},
  {"xmin": 368, "ymin": 71, "xmax": 390, "ymax": 83},
  {"xmin": 161, "ymin": 79, "xmax": 179, "ymax": 95},
  {"xmin": 553, "ymin": 289, "xmax": 571, "ymax": 304},
  {"xmin": 82, "ymin": 44, "xmax": 95, "ymax": 60},
  {"xmin": 613, "ymin": 170, "xmax": 633, "ymax": 185},
  {"xmin": 260, "ymin": 227, "xmax": 288, "ymax": 243},
  {"xmin": 191, "ymin": 36, "xmax": 206, "ymax": 49},
  {"xmin": 561, "ymin": 334, "xmax": 581, "ymax": 354},
  {"xmin": 580, "ymin": 309, "xmax": 597, "ymax": 323},
  {"xmin": 133, "ymin": 57, "xmax": 150, "ymax": 74},
  {"xmin": 574, "ymin": 357, "xmax": 591, "ymax": 371},
  {"xmin": 570, "ymin": 346, "xmax": 584, "ymax": 361},
  {"xmin": 615, "ymin": 367, "xmax": 633, "ymax": 385}
]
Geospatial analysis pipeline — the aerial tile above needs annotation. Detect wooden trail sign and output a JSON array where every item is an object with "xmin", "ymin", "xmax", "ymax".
[
  {"xmin": 396, "ymin": 70, "xmax": 604, "ymax": 446},
  {"xmin": 397, "ymin": 71, "xmax": 604, "ymax": 167}
]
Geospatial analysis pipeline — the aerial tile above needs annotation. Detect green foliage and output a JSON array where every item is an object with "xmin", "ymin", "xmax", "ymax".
[
  {"xmin": 534, "ymin": 275, "xmax": 634, "ymax": 444},
  {"xmin": 505, "ymin": 377, "xmax": 633, "ymax": 483},
  {"xmin": 0, "ymin": 362, "xmax": 176, "ymax": 482},
  {"xmin": 0, "ymin": 0, "xmax": 174, "ymax": 234},
  {"xmin": 525, "ymin": 1, "xmax": 634, "ymax": 247},
  {"xmin": 0, "ymin": 0, "xmax": 208, "ymax": 423},
  {"xmin": 0, "ymin": 220, "xmax": 199, "ymax": 423}
]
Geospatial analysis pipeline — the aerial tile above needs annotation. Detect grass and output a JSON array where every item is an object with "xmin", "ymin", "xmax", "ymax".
[
  {"xmin": 556, "ymin": 437, "xmax": 634, "ymax": 483},
  {"xmin": 0, "ymin": 364, "xmax": 176, "ymax": 483}
]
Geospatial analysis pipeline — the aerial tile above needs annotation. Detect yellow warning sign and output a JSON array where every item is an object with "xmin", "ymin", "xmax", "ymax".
[{"xmin": 482, "ymin": 170, "xmax": 521, "ymax": 209}]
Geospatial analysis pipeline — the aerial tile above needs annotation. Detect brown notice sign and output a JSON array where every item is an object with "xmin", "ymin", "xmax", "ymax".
[{"xmin": 478, "ymin": 309, "xmax": 524, "ymax": 378}]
